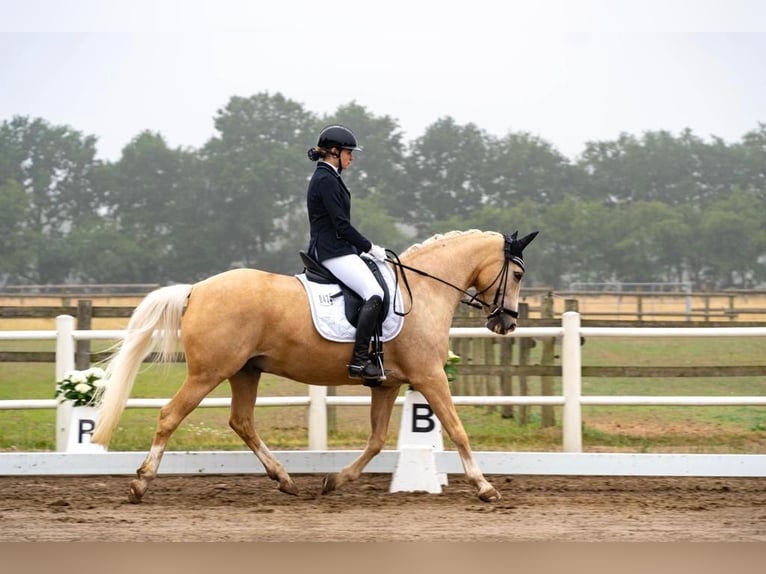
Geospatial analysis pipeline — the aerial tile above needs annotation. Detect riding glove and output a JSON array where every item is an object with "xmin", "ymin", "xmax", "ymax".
[{"xmin": 368, "ymin": 244, "xmax": 387, "ymax": 261}]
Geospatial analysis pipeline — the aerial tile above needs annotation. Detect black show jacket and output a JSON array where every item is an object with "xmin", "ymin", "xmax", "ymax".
[{"xmin": 306, "ymin": 162, "xmax": 372, "ymax": 261}]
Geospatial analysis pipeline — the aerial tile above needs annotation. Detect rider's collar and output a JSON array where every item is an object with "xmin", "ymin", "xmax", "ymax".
[{"xmin": 319, "ymin": 161, "xmax": 339, "ymax": 174}]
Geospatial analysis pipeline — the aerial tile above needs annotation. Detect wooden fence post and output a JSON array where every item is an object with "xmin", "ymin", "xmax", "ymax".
[
  {"xmin": 483, "ymin": 336, "xmax": 496, "ymax": 407},
  {"xmin": 540, "ymin": 293, "xmax": 556, "ymax": 428},
  {"xmin": 75, "ymin": 299, "xmax": 92, "ymax": 370},
  {"xmin": 517, "ymin": 302, "xmax": 530, "ymax": 425},
  {"xmin": 500, "ymin": 335, "xmax": 515, "ymax": 419}
]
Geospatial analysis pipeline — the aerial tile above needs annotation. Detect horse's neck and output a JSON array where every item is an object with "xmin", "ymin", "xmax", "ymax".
[{"xmin": 403, "ymin": 234, "xmax": 493, "ymax": 307}]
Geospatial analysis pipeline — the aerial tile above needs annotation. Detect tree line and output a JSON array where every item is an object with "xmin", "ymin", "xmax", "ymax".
[{"xmin": 1, "ymin": 92, "xmax": 764, "ymax": 289}]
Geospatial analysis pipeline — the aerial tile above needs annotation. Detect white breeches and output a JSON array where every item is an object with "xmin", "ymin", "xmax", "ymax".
[{"xmin": 321, "ymin": 254, "xmax": 384, "ymax": 301}]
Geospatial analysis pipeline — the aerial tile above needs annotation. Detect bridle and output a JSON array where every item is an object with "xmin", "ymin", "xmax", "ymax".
[{"xmin": 386, "ymin": 233, "xmax": 524, "ymax": 320}]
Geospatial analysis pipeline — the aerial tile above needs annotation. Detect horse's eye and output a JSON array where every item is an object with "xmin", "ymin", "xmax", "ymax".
[{"xmin": 514, "ymin": 272, "xmax": 524, "ymax": 282}]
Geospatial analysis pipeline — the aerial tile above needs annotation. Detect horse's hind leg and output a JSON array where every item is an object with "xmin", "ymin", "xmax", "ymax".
[
  {"xmin": 129, "ymin": 374, "xmax": 220, "ymax": 503},
  {"xmin": 228, "ymin": 370, "xmax": 298, "ymax": 495}
]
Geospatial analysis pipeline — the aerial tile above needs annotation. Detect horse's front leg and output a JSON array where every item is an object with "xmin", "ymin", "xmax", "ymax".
[
  {"xmin": 322, "ymin": 383, "xmax": 401, "ymax": 494},
  {"xmin": 416, "ymin": 375, "xmax": 501, "ymax": 502}
]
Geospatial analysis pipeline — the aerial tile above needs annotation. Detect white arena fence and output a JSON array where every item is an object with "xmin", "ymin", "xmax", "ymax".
[{"xmin": 1, "ymin": 312, "xmax": 765, "ymax": 478}]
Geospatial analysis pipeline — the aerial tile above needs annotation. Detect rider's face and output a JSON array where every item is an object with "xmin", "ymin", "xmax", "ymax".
[{"xmin": 340, "ymin": 149, "xmax": 354, "ymax": 170}]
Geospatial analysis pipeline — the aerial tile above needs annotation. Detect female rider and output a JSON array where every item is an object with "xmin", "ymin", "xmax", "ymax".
[{"xmin": 305, "ymin": 125, "xmax": 387, "ymax": 382}]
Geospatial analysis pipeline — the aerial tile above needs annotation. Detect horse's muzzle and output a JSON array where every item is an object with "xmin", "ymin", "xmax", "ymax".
[{"xmin": 486, "ymin": 312, "xmax": 517, "ymax": 335}]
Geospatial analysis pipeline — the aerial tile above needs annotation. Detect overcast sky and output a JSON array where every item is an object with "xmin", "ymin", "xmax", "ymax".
[{"xmin": 1, "ymin": 0, "xmax": 765, "ymax": 162}]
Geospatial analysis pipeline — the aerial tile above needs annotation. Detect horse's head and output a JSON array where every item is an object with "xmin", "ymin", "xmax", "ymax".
[{"xmin": 481, "ymin": 230, "xmax": 538, "ymax": 335}]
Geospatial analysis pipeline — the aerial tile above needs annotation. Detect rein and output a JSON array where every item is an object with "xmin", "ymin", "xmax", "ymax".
[{"xmin": 384, "ymin": 233, "xmax": 523, "ymax": 320}]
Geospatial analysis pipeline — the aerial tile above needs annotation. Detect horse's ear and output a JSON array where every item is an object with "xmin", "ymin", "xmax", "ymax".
[
  {"xmin": 510, "ymin": 230, "xmax": 519, "ymax": 240},
  {"xmin": 518, "ymin": 231, "xmax": 539, "ymax": 250}
]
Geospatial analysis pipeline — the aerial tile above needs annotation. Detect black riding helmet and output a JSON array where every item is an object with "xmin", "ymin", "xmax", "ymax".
[{"xmin": 317, "ymin": 125, "xmax": 363, "ymax": 152}]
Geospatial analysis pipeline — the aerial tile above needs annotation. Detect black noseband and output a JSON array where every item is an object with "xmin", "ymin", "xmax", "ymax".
[{"xmin": 488, "ymin": 305, "xmax": 519, "ymax": 320}]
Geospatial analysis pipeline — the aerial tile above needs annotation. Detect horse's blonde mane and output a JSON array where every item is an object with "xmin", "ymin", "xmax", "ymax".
[{"xmin": 401, "ymin": 229, "xmax": 496, "ymax": 257}]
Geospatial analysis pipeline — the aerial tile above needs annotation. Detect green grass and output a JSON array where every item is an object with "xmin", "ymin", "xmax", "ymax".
[{"xmin": 1, "ymin": 335, "xmax": 764, "ymax": 453}]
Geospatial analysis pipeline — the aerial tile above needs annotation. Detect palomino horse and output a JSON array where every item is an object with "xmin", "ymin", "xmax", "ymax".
[{"xmin": 92, "ymin": 229, "xmax": 538, "ymax": 503}]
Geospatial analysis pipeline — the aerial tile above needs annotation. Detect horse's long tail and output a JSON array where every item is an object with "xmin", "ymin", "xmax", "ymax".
[{"xmin": 92, "ymin": 284, "xmax": 192, "ymax": 446}]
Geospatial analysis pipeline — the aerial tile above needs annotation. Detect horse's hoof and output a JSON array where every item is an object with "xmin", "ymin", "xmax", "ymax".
[
  {"xmin": 279, "ymin": 480, "xmax": 299, "ymax": 496},
  {"xmin": 478, "ymin": 486, "xmax": 502, "ymax": 502},
  {"xmin": 128, "ymin": 479, "xmax": 145, "ymax": 504},
  {"xmin": 321, "ymin": 474, "xmax": 337, "ymax": 495}
]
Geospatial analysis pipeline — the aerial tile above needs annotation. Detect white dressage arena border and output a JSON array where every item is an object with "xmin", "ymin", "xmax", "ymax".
[
  {"xmin": 1, "ymin": 312, "xmax": 765, "ymax": 479},
  {"xmin": 2, "ymin": 312, "xmax": 765, "ymax": 453},
  {"xmin": 1, "ymin": 450, "xmax": 765, "ymax": 477}
]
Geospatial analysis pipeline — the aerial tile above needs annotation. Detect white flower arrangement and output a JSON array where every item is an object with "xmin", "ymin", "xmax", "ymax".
[{"xmin": 55, "ymin": 367, "xmax": 108, "ymax": 407}]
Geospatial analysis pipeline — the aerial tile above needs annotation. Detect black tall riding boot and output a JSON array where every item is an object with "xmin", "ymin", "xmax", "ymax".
[{"xmin": 348, "ymin": 295, "xmax": 385, "ymax": 381}]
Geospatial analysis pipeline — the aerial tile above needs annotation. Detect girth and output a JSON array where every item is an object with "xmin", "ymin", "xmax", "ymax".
[{"xmin": 299, "ymin": 251, "xmax": 390, "ymax": 328}]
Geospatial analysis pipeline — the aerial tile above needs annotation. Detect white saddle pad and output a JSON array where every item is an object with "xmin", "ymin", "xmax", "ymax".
[{"xmin": 296, "ymin": 258, "xmax": 405, "ymax": 343}]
